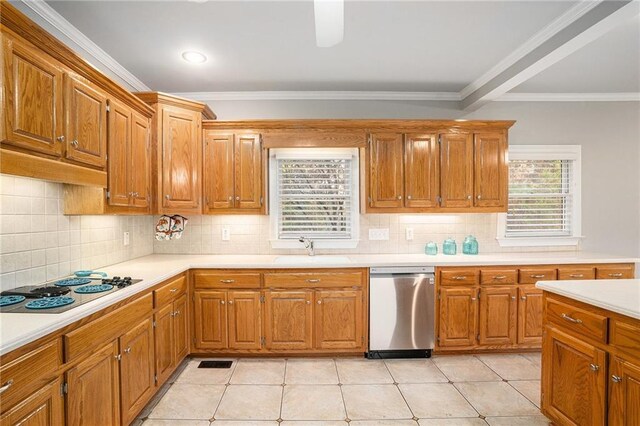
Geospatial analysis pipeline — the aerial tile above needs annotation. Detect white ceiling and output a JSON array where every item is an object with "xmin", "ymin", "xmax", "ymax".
[{"xmin": 46, "ymin": 0, "xmax": 593, "ymax": 94}]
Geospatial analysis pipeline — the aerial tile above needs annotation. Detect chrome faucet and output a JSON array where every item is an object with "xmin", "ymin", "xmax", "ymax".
[{"xmin": 299, "ymin": 237, "xmax": 315, "ymax": 256}]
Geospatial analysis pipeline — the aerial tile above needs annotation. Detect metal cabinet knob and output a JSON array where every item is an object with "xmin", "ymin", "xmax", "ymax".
[
  {"xmin": 407, "ymin": 195, "xmax": 412, "ymax": 200},
  {"xmin": 0, "ymin": 380, "xmax": 14, "ymax": 394},
  {"xmin": 397, "ymin": 195, "xmax": 402, "ymax": 200},
  {"xmin": 467, "ymin": 195, "xmax": 472, "ymax": 200},
  {"xmin": 317, "ymin": 300, "xmax": 322, "ymax": 304},
  {"xmin": 124, "ymin": 347, "xmax": 131, "ymax": 354},
  {"xmin": 220, "ymin": 300, "xmax": 225, "ymax": 305},
  {"xmin": 236, "ymin": 196, "xmax": 240, "ymax": 201},
  {"xmin": 590, "ymin": 363, "xmax": 600, "ymax": 372},
  {"xmin": 511, "ymin": 296, "xmax": 516, "ymax": 300},
  {"xmin": 57, "ymin": 136, "xmax": 65, "ymax": 143},
  {"xmin": 471, "ymin": 297, "xmax": 477, "ymax": 301},
  {"xmin": 612, "ymin": 375, "xmax": 622, "ymax": 383},
  {"xmin": 228, "ymin": 300, "xmax": 234, "ymax": 305},
  {"xmin": 115, "ymin": 354, "xmax": 122, "ymax": 361},
  {"xmin": 71, "ymin": 140, "xmax": 79, "ymax": 147},
  {"xmin": 228, "ymin": 196, "xmax": 233, "ymax": 201},
  {"xmin": 165, "ymin": 195, "xmax": 171, "ymax": 200},
  {"xmin": 521, "ymin": 296, "xmax": 527, "ymax": 301},
  {"xmin": 306, "ymin": 300, "xmax": 311, "ymax": 305},
  {"xmin": 477, "ymin": 195, "xmax": 482, "ymax": 199}
]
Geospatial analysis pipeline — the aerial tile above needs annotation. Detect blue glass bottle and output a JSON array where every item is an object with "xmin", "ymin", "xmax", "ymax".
[
  {"xmin": 425, "ymin": 241, "xmax": 438, "ymax": 255},
  {"xmin": 463, "ymin": 235, "xmax": 479, "ymax": 255},
  {"xmin": 443, "ymin": 238, "xmax": 457, "ymax": 255}
]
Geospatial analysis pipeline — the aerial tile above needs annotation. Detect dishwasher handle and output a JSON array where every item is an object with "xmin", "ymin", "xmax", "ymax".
[{"xmin": 370, "ymin": 266, "xmax": 435, "ymax": 275}]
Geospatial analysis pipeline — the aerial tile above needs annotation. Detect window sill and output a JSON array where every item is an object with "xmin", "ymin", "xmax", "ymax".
[
  {"xmin": 270, "ymin": 239, "xmax": 360, "ymax": 249},
  {"xmin": 496, "ymin": 236, "xmax": 583, "ymax": 247}
]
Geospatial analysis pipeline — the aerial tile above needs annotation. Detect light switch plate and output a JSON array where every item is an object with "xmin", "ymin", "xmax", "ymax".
[
  {"xmin": 406, "ymin": 228, "xmax": 414, "ymax": 241},
  {"xmin": 222, "ymin": 227, "xmax": 230, "ymax": 241},
  {"xmin": 369, "ymin": 228, "xmax": 389, "ymax": 241},
  {"xmin": 123, "ymin": 232, "xmax": 130, "ymax": 246}
]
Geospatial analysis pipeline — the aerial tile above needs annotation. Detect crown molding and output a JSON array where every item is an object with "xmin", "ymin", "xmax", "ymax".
[
  {"xmin": 459, "ymin": 0, "xmax": 601, "ymax": 100},
  {"xmin": 18, "ymin": 0, "xmax": 150, "ymax": 92},
  {"xmin": 171, "ymin": 91, "xmax": 462, "ymax": 101},
  {"xmin": 497, "ymin": 92, "xmax": 640, "ymax": 102}
]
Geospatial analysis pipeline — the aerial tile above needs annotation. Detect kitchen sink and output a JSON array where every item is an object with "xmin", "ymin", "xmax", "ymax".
[{"xmin": 273, "ymin": 255, "xmax": 351, "ymax": 265}]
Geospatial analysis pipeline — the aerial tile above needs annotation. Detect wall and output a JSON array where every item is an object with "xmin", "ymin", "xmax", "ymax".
[{"xmin": 0, "ymin": 175, "xmax": 154, "ymax": 291}]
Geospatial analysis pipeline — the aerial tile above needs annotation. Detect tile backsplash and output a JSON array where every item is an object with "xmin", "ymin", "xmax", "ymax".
[{"xmin": 0, "ymin": 175, "xmax": 154, "ymax": 291}]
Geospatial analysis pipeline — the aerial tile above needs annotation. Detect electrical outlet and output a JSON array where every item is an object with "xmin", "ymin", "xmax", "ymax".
[
  {"xmin": 406, "ymin": 228, "xmax": 414, "ymax": 241},
  {"xmin": 221, "ymin": 227, "xmax": 230, "ymax": 241},
  {"xmin": 368, "ymin": 228, "xmax": 389, "ymax": 241},
  {"xmin": 123, "ymin": 232, "xmax": 130, "ymax": 246}
]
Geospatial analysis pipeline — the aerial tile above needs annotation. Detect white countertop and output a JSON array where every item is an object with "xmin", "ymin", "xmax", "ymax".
[
  {"xmin": 536, "ymin": 279, "xmax": 640, "ymax": 320},
  {"xmin": 1, "ymin": 251, "xmax": 637, "ymax": 356}
]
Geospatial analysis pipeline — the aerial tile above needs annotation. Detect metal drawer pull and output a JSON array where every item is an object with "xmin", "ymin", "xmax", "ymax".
[
  {"xmin": 220, "ymin": 279, "xmax": 235, "ymax": 284},
  {"xmin": 612, "ymin": 375, "xmax": 622, "ymax": 383},
  {"xmin": 453, "ymin": 276, "xmax": 467, "ymax": 280},
  {"xmin": 306, "ymin": 279, "xmax": 321, "ymax": 283},
  {"xmin": 609, "ymin": 273, "xmax": 623, "ymax": 278},
  {"xmin": 561, "ymin": 313, "xmax": 582, "ymax": 324},
  {"xmin": 493, "ymin": 275, "xmax": 507, "ymax": 280},
  {"xmin": 530, "ymin": 274, "xmax": 545, "ymax": 278},
  {"xmin": 590, "ymin": 364, "xmax": 600, "ymax": 372},
  {"xmin": 570, "ymin": 274, "xmax": 584, "ymax": 278},
  {"xmin": 169, "ymin": 288, "xmax": 178, "ymax": 293},
  {"xmin": 0, "ymin": 380, "xmax": 13, "ymax": 394}
]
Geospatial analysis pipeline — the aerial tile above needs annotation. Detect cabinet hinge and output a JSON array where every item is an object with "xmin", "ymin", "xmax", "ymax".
[
  {"xmin": 153, "ymin": 321, "xmax": 156, "ymax": 328},
  {"xmin": 61, "ymin": 382, "xmax": 68, "ymax": 395},
  {"xmin": 477, "ymin": 334, "xmax": 480, "ymax": 341},
  {"xmin": 260, "ymin": 196, "xmax": 264, "ymax": 206},
  {"xmin": 106, "ymin": 191, "xmax": 111, "ymax": 199},
  {"xmin": 438, "ymin": 136, "xmax": 441, "ymax": 144},
  {"xmin": 106, "ymin": 105, "xmax": 110, "ymax": 112},
  {"xmin": 367, "ymin": 135, "xmax": 372, "ymax": 145},
  {"xmin": 368, "ymin": 196, "xmax": 373, "ymax": 207},
  {"xmin": 259, "ymin": 295, "xmax": 265, "ymax": 303},
  {"xmin": 436, "ymin": 196, "xmax": 442, "ymax": 204},
  {"xmin": 260, "ymin": 336, "xmax": 266, "ymax": 346}
]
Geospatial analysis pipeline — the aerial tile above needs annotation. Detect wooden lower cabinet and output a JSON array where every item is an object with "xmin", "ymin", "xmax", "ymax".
[
  {"xmin": 194, "ymin": 291, "xmax": 227, "ymax": 349},
  {"xmin": 174, "ymin": 293, "xmax": 189, "ymax": 361},
  {"xmin": 264, "ymin": 290, "xmax": 314, "ymax": 351},
  {"xmin": 438, "ymin": 286, "xmax": 478, "ymax": 348},
  {"xmin": 517, "ymin": 286, "xmax": 544, "ymax": 344},
  {"xmin": 66, "ymin": 341, "xmax": 121, "ymax": 426},
  {"xmin": 0, "ymin": 377, "xmax": 63, "ymax": 426},
  {"xmin": 542, "ymin": 326, "xmax": 607, "ymax": 426},
  {"xmin": 609, "ymin": 357, "xmax": 640, "ymax": 426},
  {"xmin": 227, "ymin": 291, "xmax": 262, "ymax": 350},
  {"xmin": 315, "ymin": 290, "xmax": 363, "ymax": 350},
  {"xmin": 154, "ymin": 303, "xmax": 174, "ymax": 385},
  {"xmin": 478, "ymin": 286, "xmax": 517, "ymax": 346}
]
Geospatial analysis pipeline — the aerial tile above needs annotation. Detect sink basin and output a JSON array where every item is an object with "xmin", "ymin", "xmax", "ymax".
[{"xmin": 274, "ymin": 255, "xmax": 351, "ymax": 265}]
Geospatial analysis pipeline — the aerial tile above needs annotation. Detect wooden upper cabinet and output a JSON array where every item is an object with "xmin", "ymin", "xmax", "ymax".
[
  {"xmin": 369, "ymin": 133, "xmax": 404, "ymax": 208},
  {"xmin": 2, "ymin": 37, "xmax": 64, "ymax": 157},
  {"xmin": 235, "ymin": 134, "xmax": 263, "ymax": 209},
  {"xmin": 107, "ymin": 99, "xmax": 131, "ymax": 207},
  {"xmin": 204, "ymin": 132, "xmax": 235, "ymax": 210},
  {"xmin": 404, "ymin": 133, "xmax": 439, "ymax": 208},
  {"xmin": 64, "ymin": 75, "xmax": 108, "ymax": 168},
  {"xmin": 129, "ymin": 112, "xmax": 151, "ymax": 209},
  {"xmin": 473, "ymin": 132, "xmax": 506, "ymax": 208},
  {"xmin": 161, "ymin": 107, "xmax": 201, "ymax": 211},
  {"xmin": 440, "ymin": 132, "xmax": 473, "ymax": 208},
  {"xmin": 478, "ymin": 286, "xmax": 517, "ymax": 346}
]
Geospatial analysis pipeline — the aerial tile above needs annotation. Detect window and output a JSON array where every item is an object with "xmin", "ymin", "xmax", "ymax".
[
  {"xmin": 269, "ymin": 148, "xmax": 360, "ymax": 248},
  {"xmin": 497, "ymin": 145, "xmax": 581, "ymax": 246}
]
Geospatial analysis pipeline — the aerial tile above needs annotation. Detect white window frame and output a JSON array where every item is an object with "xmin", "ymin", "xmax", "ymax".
[
  {"xmin": 497, "ymin": 145, "xmax": 582, "ymax": 247},
  {"xmin": 269, "ymin": 148, "xmax": 360, "ymax": 249}
]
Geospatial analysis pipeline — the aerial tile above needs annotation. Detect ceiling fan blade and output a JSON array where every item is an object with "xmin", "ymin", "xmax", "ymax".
[{"xmin": 314, "ymin": 0, "xmax": 344, "ymax": 48}]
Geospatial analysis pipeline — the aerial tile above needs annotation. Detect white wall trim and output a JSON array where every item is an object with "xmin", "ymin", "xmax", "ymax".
[
  {"xmin": 19, "ymin": 0, "xmax": 150, "ymax": 92},
  {"xmin": 497, "ymin": 92, "xmax": 640, "ymax": 102},
  {"xmin": 459, "ymin": 0, "xmax": 601, "ymax": 100},
  {"xmin": 170, "ymin": 91, "xmax": 462, "ymax": 102}
]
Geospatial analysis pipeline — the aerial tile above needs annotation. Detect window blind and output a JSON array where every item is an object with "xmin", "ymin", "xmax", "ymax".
[
  {"xmin": 506, "ymin": 159, "xmax": 573, "ymax": 237},
  {"xmin": 277, "ymin": 158, "xmax": 353, "ymax": 239}
]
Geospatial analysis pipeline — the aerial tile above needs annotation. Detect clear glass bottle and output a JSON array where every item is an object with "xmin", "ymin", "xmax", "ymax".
[
  {"xmin": 443, "ymin": 238, "xmax": 457, "ymax": 255},
  {"xmin": 425, "ymin": 241, "xmax": 438, "ymax": 255},
  {"xmin": 463, "ymin": 235, "xmax": 479, "ymax": 255}
]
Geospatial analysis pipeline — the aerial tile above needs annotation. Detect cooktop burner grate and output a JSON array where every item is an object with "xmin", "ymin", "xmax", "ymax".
[{"xmin": 25, "ymin": 296, "xmax": 75, "ymax": 310}]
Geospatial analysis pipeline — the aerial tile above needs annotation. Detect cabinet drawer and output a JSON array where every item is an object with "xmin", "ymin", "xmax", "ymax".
[
  {"xmin": 64, "ymin": 293, "xmax": 153, "ymax": 361},
  {"xmin": 546, "ymin": 297, "xmax": 608, "ymax": 343},
  {"xmin": 194, "ymin": 272, "xmax": 261, "ymax": 289},
  {"xmin": 264, "ymin": 272, "xmax": 363, "ymax": 288},
  {"xmin": 0, "ymin": 339, "xmax": 62, "ymax": 411},
  {"xmin": 558, "ymin": 266, "xmax": 596, "ymax": 280},
  {"xmin": 439, "ymin": 269, "xmax": 479, "ymax": 286},
  {"xmin": 610, "ymin": 318, "xmax": 640, "ymax": 360},
  {"xmin": 154, "ymin": 275, "xmax": 187, "ymax": 307},
  {"xmin": 595, "ymin": 265, "xmax": 634, "ymax": 280},
  {"xmin": 519, "ymin": 268, "xmax": 557, "ymax": 284},
  {"xmin": 480, "ymin": 269, "xmax": 517, "ymax": 285}
]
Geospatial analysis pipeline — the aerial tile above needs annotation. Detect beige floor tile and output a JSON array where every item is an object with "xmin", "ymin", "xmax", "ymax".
[
  {"xmin": 522, "ymin": 353, "xmax": 542, "ymax": 366},
  {"xmin": 215, "ymin": 385, "xmax": 283, "ymax": 420},
  {"xmin": 285, "ymin": 359, "xmax": 339, "ymax": 384},
  {"xmin": 418, "ymin": 419, "xmax": 486, "ymax": 425},
  {"xmin": 281, "ymin": 385, "xmax": 346, "ymax": 420},
  {"xmin": 455, "ymin": 382, "xmax": 540, "ymax": 417},
  {"xmin": 384, "ymin": 359, "xmax": 448, "ymax": 384},
  {"xmin": 142, "ymin": 421, "xmax": 209, "ymax": 426},
  {"xmin": 281, "ymin": 422, "xmax": 348, "ymax": 425},
  {"xmin": 213, "ymin": 422, "xmax": 279, "ymax": 426},
  {"xmin": 510, "ymin": 380, "xmax": 541, "ymax": 407},
  {"xmin": 176, "ymin": 359, "xmax": 237, "ymax": 384},
  {"xmin": 336, "ymin": 359, "xmax": 394, "ymax": 384},
  {"xmin": 486, "ymin": 416, "xmax": 550, "ymax": 425},
  {"xmin": 476, "ymin": 354, "xmax": 541, "ymax": 381},
  {"xmin": 342, "ymin": 384, "xmax": 413, "ymax": 420},
  {"xmin": 230, "ymin": 359, "xmax": 286, "ymax": 384},
  {"xmin": 399, "ymin": 383, "xmax": 478, "ymax": 419},
  {"xmin": 431, "ymin": 356, "xmax": 501, "ymax": 382},
  {"xmin": 351, "ymin": 421, "xmax": 418, "ymax": 425},
  {"xmin": 148, "ymin": 384, "xmax": 225, "ymax": 420}
]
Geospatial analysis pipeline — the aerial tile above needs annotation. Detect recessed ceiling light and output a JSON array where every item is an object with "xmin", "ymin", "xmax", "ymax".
[{"xmin": 182, "ymin": 51, "xmax": 207, "ymax": 64}]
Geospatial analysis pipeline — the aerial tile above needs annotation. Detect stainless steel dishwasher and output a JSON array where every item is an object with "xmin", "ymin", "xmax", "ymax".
[{"xmin": 367, "ymin": 266, "xmax": 435, "ymax": 358}]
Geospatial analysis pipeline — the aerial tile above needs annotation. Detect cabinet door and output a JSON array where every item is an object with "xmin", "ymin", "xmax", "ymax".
[
  {"xmin": 369, "ymin": 133, "xmax": 404, "ymax": 208},
  {"xmin": 65, "ymin": 75, "xmax": 107, "ymax": 168},
  {"xmin": 162, "ymin": 107, "xmax": 200, "ymax": 210},
  {"xmin": 264, "ymin": 290, "xmax": 313, "ymax": 350},
  {"xmin": 194, "ymin": 291, "xmax": 227, "ymax": 349},
  {"xmin": 66, "ymin": 341, "xmax": 120, "ymax": 426},
  {"xmin": 473, "ymin": 132, "xmax": 506, "ymax": 207},
  {"xmin": 440, "ymin": 132, "xmax": 473, "ymax": 208},
  {"xmin": 119, "ymin": 317, "xmax": 155, "ymax": 426},
  {"xmin": 173, "ymin": 293, "xmax": 189, "ymax": 362},
  {"xmin": 107, "ymin": 99, "xmax": 131, "ymax": 206},
  {"xmin": 478, "ymin": 286, "xmax": 517, "ymax": 346},
  {"xmin": 438, "ymin": 287, "xmax": 478, "ymax": 348},
  {"xmin": 228, "ymin": 291, "xmax": 262, "ymax": 350},
  {"xmin": 204, "ymin": 132, "xmax": 234, "ymax": 210},
  {"xmin": 234, "ymin": 134, "xmax": 263, "ymax": 209},
  {"xmin": 404, "ymin": 133, "xmax": 439, "ymax": 208},
  {"xmin": 2, "ymin": 37, "xmax": 64, "ymax": 157},
  {"xmin": 154, "ymin": 303, "xmax": 174, "ymax": 386},
  {"xmin": 130, "ymin": 112, "xmax": 151, "ymax": 209},
  {"xmin": 0, "ymin": 377, "xmax": 63, "ymax": 426},
  {"xmin": 542, "ymin": 326, "xmax": 606, "ymax": 426},
  {"xmin": 609, "ymin": 357, "xmax": 640, "ymax": 426},
  {"xmin": 517, "ymin": 286, "xmax": 543, "ymax": 345},
  {"xmin": 315, "ymin": 289, "xmax": 363, "ymax": 350}
]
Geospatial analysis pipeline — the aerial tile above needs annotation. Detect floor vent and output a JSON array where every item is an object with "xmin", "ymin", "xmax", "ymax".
[{"xmin": 198, "ymin": 360, "xmax": 233, "ymax": 369}]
